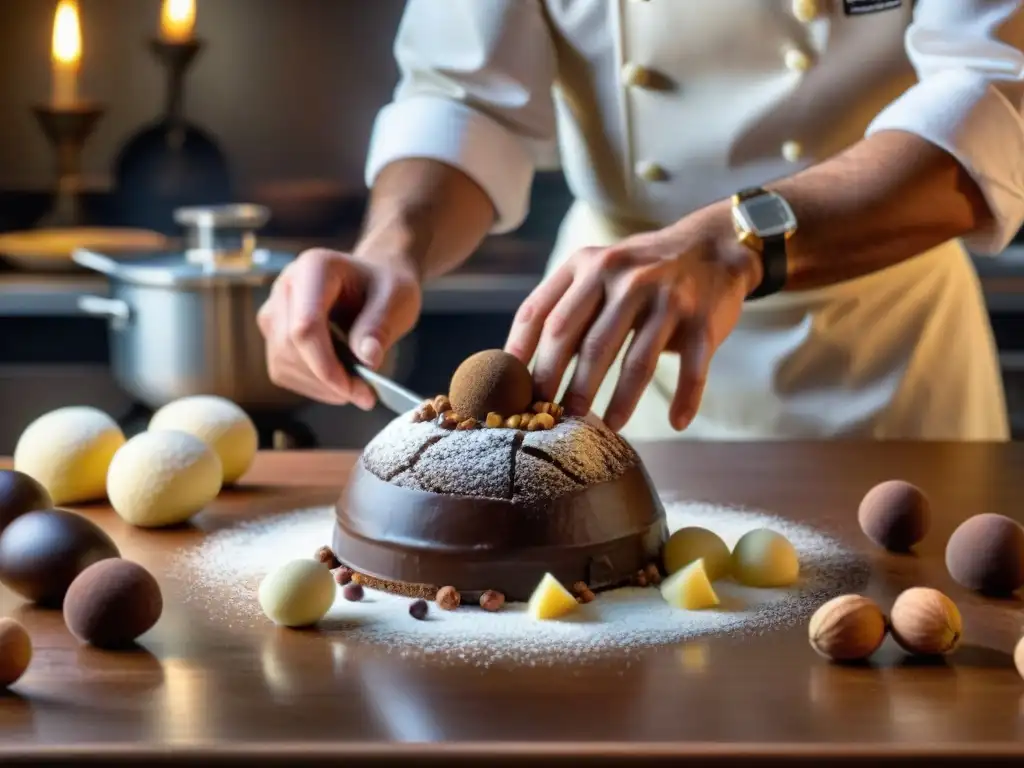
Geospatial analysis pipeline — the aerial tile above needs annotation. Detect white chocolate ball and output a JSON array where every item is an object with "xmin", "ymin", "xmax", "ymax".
[
  {"xmin": 663, "ymin": 526, "xmax": 732, "ymax": 580},
  {"xmin": 107, "ymin": 430, "xmax": 223, "ymax": 528},
  {"xmin": 732, "ymin": 528, "xmax": 800, "ymax": 588},
  {"xmin": 149, "ymin": 396, "xmax": 258, "ymax": 485},
  {"xmin": 14, "ymin": 406, "xmax": 125, "ymax": 505},
  {"xmin": 258, "ymin": 559, "xmax": 336, "ymax": 627}
]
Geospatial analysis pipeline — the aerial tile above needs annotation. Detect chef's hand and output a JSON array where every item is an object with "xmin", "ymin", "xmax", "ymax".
[
  {"xmin": 257, "ymin": 248, "xmax": 421, "ymax": 409},
  {"xmin": 504, "ymin": 207, "xmax": 759, "ymax": 432}
]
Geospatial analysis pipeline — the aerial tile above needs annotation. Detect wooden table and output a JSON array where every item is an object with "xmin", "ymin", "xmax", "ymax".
[{"xmin": 2, "ymin": 442, "xmax": 1024, "ymax": 766}]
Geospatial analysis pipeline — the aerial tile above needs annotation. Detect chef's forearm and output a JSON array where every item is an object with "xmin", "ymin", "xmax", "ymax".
[
  {"xmin": 353, "ymin": 159, "xmax": 496, "ymax": 281},
  {"xmin": 764, "ymin": 131, "xmax": 993, "ymax": 292}
]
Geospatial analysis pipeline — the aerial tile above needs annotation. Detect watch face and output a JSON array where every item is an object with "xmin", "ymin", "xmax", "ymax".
[{"xmin": 736, "ymin": 193, "xmax": 796, "ymax": 237}]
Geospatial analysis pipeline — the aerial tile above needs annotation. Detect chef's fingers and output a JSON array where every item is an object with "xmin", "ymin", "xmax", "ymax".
[
  {"xmin": 669, "ymin": 319, "xmax": 711, "ymax": 431},
  {"xmin": 504, "ymin": 259, "xmax": 578, "ymax": 365},
  {"xmin": 602, "ymin": 303, "xmax": 679, "ymax": 432},
  {"xmin": 265, "ymin": 282, "xmax": 342, "ymax": 404},
  {"xmin": 530, "ymin": 272, "xmax": 605, "ymax": 403},
  {"xmin": 287, "ymin": 252, "xmax": 376, "ymax": 410},
  {"xmin": 348, "ymin": 268, "xmax": 417, "ymax": 374},
  {"xmin": 560, "ymin": 290, "xmax": 645, "ymax": 418}
]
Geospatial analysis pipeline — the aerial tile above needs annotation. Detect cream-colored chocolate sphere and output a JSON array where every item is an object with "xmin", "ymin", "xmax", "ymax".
[
  {"xmin": 662, "ymin": 526, "xmax": 732, "ymax": 580},
  {"xmin": 149, "ymin": 396, "xmax": 258, "ymax": 484},
  {"xmin": 259, "ymin": 559, "xmax": 336, "ymax": 627},
  {"xmin": 14, "ymin": 406, "xmax": 125, "ymax": 505},
  {"xmin": 732, "ymin": 528, "xmax": 800, "ymax": 588},
  {"xmin": 107, "ymin": 430, "xmax": 223, "ymax": 528}
]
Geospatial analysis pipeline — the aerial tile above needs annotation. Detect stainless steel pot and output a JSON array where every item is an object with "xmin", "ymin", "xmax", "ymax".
[{"xmin": 72, "ymin": 204, "xmax": 306, "ymax": 413}]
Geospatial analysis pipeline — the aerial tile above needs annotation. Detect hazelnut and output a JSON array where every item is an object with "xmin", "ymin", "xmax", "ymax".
[
  {"xmin": 529, "ymin": 412, "xmax": 555, "ymax": 431},
  {"xmin": 480, "ymin": 590, "xmax": 505, "ymax": 612},
  {"xmin": 808, "ymin": 594, "xmax": 888, "ymax": 662},
  {"xmin": 436, "ymin": 585, "xmax": 461, "ymax": 611},
  {"xmin": 485, "ymin": 412, "xmax": 503, "ymax": 428},
  {"xmin": 577, "ymin": 589, "xmax": 596, "ymax": 604},
  {"xmin": 433, "ymin": 395, "xmax": 451, "ymax": 414},
  {"xmin": 505, "ymin": 414, "xmax": 523, "ymax": 429},
  {"xmin": 343, "ymin": 583, "xmax": 364, "ymax": 602},
  {"xmin": 315, "ymin": 545, "xmax": 341, "ymax": 570},
  {"xmin": 456, "ymin": 417, "xmax": 479, "ymax": 431},
  {"xmin": 889, "ymin": 587, "xmax": 962, "ymax": 656},
  {"xmin": 633, "ymin": 570, "xmax": 649, "ymax": 588},
  {"xmin": 437, "ymin": 411, "xmax": 460, "ymax": 430},
  {"xmin": 644, "ymin": 563, "xmax": 662, "ymax": 585},
  {"xmin": 571, "ymin": 581, "xmax": 590, "ymax": 596},
  {"xmin": 333, "ymin": 566, "xmax": 354, "ymax": 585},
  {"xmin": 533, "ymin": 401, "xmax": 563, "ymax": 420}
]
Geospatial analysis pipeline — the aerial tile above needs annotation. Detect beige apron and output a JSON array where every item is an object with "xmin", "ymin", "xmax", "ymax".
[{"xmin": 544, "ymin": 200, "xmax": 1010, "ymax": 442}]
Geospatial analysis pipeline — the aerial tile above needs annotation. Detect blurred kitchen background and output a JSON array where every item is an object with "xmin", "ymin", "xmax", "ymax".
[{"xmin": 0, "ymin": 0, "xmax": 1022, "ymax": 453}]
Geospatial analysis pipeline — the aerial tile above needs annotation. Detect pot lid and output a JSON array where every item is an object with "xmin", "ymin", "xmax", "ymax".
[{"xmin": 71, "ymin": 204, "xmax": 296, "ymax": 288}]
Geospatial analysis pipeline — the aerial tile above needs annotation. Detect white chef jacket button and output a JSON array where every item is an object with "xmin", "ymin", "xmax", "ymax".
[
  {"xmin": 635, "ymin": 160, "xmax": 668, "ymax": 181},
  {"xmin": 621, "ymin": 62, "xmax": 653, "ymax": 89},
  {"xmin": 792, "ymin": 0, "xmax": 819, "ymax": 23},
  {"xmin": 783, "ymin": 46, "xmax": 812, "ymax": 73},
  {"xmin": 782, "ymin": 141, "xmax": 804, "ymax": 162}
]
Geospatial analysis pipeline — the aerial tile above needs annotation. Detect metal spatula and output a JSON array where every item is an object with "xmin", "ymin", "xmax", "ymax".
[{"xmin": 328, "ymin": 321, "xmax": 423, "ymax": 415}]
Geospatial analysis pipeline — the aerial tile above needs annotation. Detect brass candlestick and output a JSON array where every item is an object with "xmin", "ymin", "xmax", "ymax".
[{"xmin": 33, "ymin": 101, "xmax": 105, "ymax": 228}]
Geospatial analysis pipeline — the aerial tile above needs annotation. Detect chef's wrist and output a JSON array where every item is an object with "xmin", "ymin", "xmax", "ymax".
[
  {"xmin": 352, "ymin": 214, "xmax": 428, "ymax": 283},
  {"xmin": 689, "ymin": 201, "xmax": 765, "ymax": 296}
]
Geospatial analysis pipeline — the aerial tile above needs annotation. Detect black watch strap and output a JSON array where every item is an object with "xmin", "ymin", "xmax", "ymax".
[{"xmin": 745, "ymin": 232, "xmax": 788, "ymax": 300}]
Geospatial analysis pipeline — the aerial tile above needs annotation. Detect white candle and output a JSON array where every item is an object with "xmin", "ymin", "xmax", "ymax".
[
  {"xmin": 51, "ymin": 0, "xmax": 81, "ymax": 108},
  {"xmin": 161, "ymin": 0, "xmax": 196, "ymax": 43}
]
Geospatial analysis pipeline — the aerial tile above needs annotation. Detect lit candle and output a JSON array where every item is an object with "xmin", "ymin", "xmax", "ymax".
[
  {"xmin": 51, "ymin": 0, "xmax": 81, "ymax": 108},
  {"xmin": 160, "ymin": 0, "xmax": 196, "ymax": 43}
]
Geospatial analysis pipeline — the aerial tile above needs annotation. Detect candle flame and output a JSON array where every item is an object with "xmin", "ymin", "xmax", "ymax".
[
  {"xmin": 52, "ymin": 0, "xmax": 81, "ymax": 66},
  {"xmin": 161, "ymin": 0, "xmax": 196, "ymax": 41}
]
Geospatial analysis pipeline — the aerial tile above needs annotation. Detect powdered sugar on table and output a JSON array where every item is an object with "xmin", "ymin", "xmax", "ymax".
[{"xmin": 170, "ymin": 499, "xmax": 868, "ymax": 664}]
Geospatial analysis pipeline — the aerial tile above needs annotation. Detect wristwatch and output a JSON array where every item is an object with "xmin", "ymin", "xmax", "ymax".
[{"xmin": 730, "ymin": 186, "xmax": 797, "ymax": 300}]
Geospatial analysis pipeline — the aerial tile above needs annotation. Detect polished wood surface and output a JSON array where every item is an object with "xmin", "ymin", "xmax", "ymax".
[{"xmin": 3, "ymin": 442, "xmax": 1024, "ymax": 765}]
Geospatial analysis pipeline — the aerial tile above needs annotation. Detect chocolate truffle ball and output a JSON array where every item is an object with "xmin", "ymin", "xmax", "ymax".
[
  {"xmin": 858, "ymin": 480, "xmax": 930, "ymax": 552},
  {"xmin": 0, "ymin": 508, "xmax": 120, "ymax": 606},
  {"xmin": 0, "ymin": 617, "xmax": 32, "ymax": 688},
  {"xmin": 945, "ymin": 513, "xmax": 1024, "ymax": 596},
  {"xmin": 448, "ymin": 349, "xmax": 534, "ymax": 421},
  {"xmin": 0, "ymin": 469, "xmax": 52, "ymax": 535},
  {"xmin": 63, "ymin": 559, "xmax": 163, "ymax": 648}
]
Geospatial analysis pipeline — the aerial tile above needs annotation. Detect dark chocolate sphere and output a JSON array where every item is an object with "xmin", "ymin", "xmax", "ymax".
[
  {"xmin": 945, "ymin": 513, "xmax": 1024, "ymax": 595},
  {"xmin": 63, "ymin": 559, "xmax": 162, "ymax": 648},
  {"xmin": 858, "ymin": 480, "xmax": 930, "ymax": 552},
  {"xmin": 0, "ymin": 470, "xmax": 53, "ymax": 535},
  {"xmin": 448, "ymin": 349, "xmax": 534, "ymax": 420},
  {"xmin": 0, "ymin": 508, "xmax": 120, "ymax": 606}
]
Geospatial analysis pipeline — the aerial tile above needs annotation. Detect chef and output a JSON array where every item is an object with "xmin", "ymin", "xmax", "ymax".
[{"xmin": 258, "ymin": 0, "xmax": 1024, "ymax": 441}]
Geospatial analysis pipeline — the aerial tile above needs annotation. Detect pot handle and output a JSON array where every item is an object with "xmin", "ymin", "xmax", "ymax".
[
  {"xmin": 72, "ymin": 247, "xmax": 122, "ymax": 276},
  {"xmin": 78, "ymin": 295, "xmax": 131, "ymax": 330}
]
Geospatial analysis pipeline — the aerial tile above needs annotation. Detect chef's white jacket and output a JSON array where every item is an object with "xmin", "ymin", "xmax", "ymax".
[{"xmin": 365, "ymin": 0, "xmax": 1024, "ymax": 441}]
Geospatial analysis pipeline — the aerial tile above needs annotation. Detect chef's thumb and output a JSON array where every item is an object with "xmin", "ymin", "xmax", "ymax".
[{"xmin": 348, "ymin": 275, "xmax": 403, "ymax": 370}]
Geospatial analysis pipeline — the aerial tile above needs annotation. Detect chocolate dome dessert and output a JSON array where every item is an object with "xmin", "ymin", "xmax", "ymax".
[{"xmin": 332, "ymin": 352, "xmax": 667, "ymax": 603}]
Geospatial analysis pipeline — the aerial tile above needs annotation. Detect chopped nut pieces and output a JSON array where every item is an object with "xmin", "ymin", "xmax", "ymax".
[
  {"xmin": 315, "ymin": 545, "xmax": 341, "ymax": 570},
  {"xmin": 533, "ymin": 401, "xmax": 564, "ymax": 419},
  {"xmin": 436, "ymin": 585, "xmax": 461, "ymax": 610},
  {"xmin": 644, "ymin": 563, "xmax": 662, "ymax": 585},
  {"xmin": 433, "ymin": 395, "xmax": 451, "ymax": 414},
  {"xmin": 411, "ymin": 400, "xmax": 438, "ymax": 423},
  {"xmin": 505, "ymin": 414, "xmax": 523, "ymax": 429},
  {"xmin": 456, "ymin": 417, "xmax": 479, "ymax": 431},
  {"xmin": 437, "ymin": 411, "xmax": 460, "ymax": 430},
  {"xmin": 529, "ymin": 412, "xmax": 555, "ymax": 431},
  {"xmin": 333, "ymin": 566, "xmax": 354, "ymax": 585},
  {"xmin": 480, "ymin": 590, "xmax": 505, "ymax": 611},
  {"xmin": 572, "ymin": 580, "xmax": 596, "ymax": 604},
  {"xmin": 485, "ymin": 412, "xmax": 503, "ymax": 428}
]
